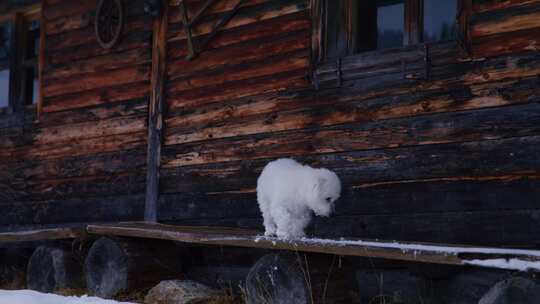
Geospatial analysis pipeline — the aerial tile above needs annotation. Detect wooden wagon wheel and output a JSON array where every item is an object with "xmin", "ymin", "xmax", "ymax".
[{"xmin": 95, "ymin": 0, "xmax": 124, "ymax": 49}]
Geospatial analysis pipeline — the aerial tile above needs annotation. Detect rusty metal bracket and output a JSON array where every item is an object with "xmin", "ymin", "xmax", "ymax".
[{"xmin": 179, "ymin": 0, "xmax": 245, "ymax": 60}]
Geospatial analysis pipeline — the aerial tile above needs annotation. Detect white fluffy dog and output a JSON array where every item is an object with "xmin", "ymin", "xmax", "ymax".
[{"xmin": 256, "ymin": 158, "xmax": 341, "ymax": 239}]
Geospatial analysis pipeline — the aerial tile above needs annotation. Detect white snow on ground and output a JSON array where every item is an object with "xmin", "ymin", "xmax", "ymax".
[
  {"xmin": 464, "ymin": 259, "xmax": 540, "ymax": 272},
  {"xmin": 0, "ymin": 290, "xmax": 136, "ymax": 304}
]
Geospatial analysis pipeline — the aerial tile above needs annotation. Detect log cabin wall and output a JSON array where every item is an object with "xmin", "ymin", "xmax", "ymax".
[
  {"xmin": 159, "ymin": 0, "xmax": 540, "ymax": 247},
  {"xmin": 0, "ymin": 0, "xmax": 539, "ymax": 248},
  {"xmin": 0, "ymin": 0, "xmax": 153, "ymax": 229}
]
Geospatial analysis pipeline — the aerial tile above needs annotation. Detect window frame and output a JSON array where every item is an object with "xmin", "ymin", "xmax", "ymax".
[
  {"xmin": 311, "ymin": 0, "xmax": 472, "ymax": 64},
  {"xmin": 0, "ymin": 3, "xmax": 42, "ymax": 118}
]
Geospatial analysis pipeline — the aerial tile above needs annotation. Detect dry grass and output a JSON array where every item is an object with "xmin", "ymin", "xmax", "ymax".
[{"xmin": 55, "ymin": 288, "xmax": 88, "ymax": 297}]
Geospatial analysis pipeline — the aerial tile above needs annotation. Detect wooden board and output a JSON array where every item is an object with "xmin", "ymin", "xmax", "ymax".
[
  {"xmin": 86, "ymin": 222, "xmax": 540, "ymax": 270},
  {"xmin": 0, "ymin": 227, "xmax": 84, "ymax": 243}
]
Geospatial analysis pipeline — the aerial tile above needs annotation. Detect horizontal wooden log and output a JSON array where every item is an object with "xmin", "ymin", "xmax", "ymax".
[
  {"xmin": 35, "ymin": 115, "xmax": 146, "ymax": 145},
  {"xmin": 471, "ymin": 3, "xmax": 540, "ymax": 37},
  {"xmin": 167, "ymin": 51, "xmax": 309, "ymax": 94},
  {"xmin": 44, "ymin": 48, "xmax": 151, "ymax": 81},
  {"xmin": 45, "ymin": 0, "xmax": 146, "ymax": 35},
  {"xmin": 46, "ymin": 31, "xmax": 152, "ymax": 68},
  {"xmin": 162, "ymin": 102, "xmax": 540, "ymax": 166},
  {"xmin": 167, "ymin": 0, "xmax": 308, "ymax": 42},
  {"xmin": 164, "ymin": 76, "xmax": 540, "ymax": 146},
  {"xmin": 43, "ymin": 0, "xmax": 96, "ymax": 21},
  {"xmin": 472, "ymin": 0, "xmax": 540, "ymax": 13},
  {"xmin": 0, "ymin": 195, "xmax": 144, "ymax": 226},
  {"xmin": 166, "ymin": 68, "xmax": 309, "ymax": 110},
  {"xmin": 167, "ymin": 29, "xmax": 310, "ymax": 81},
  {"xmin": 39, "ymin": 98, "xmax": 147, "ymax": 128},
  {"xmin": 472, "ymin": 27, "xmax": 540, "ymax": 58},
  {"xmin": 43, "ymin": 65, "xmax": 151, "ymax": 98},
  {"xmin": 44, "ymin": 8, "xmax": 93, "ymax": 35},
  {"xmin": 3, "ymin": 171, "xmax": 146, "ymax": 203},
  {"xmin": 43, "ymin": 82, "xmax": 149, "ymax": 113},
  {"xmin": 163, "ymin": 74, "xmax": 538, "ymax": 132},
  {"xmin": 160, "ymin": 135, "xmax": 540, "ymax": 193},
  {"xmin": 165, "ymin": 208, "xmax": 540, "ymax": 247},
  {"xmin": 0, "ymin": 110, "xmax": 35, "ymax": 130},
  {"xmin": 317, "ymin": 42, "xmax": 540, "ymax": 90},
  {"xmin": 310, "ymin": 210, "xmax": 540, "ymax": 246},
  {"xmin": 0, "ymin": 148, "xmax": 146, "ymax": 182},
  {"xmin": 168, "ymin": 0, "xmax": 269, "ymax": 22},
  {"xmin": 0, "ymin": 227, "xmax": 84, "ymax": 243},
  {"xmin": 0, "ymin": 131, "xmax": 146, "ymax": 162},
  {"xmin": 167, "ymin": 12, "xmax": 309, "ymax": 60},
  {"xmin": 158, "ymin": 174, "xmax": 540, "ymax": 221},
  {"xmin": 46, "ymin": 11, "xmax": 152, "ymax": 52}
]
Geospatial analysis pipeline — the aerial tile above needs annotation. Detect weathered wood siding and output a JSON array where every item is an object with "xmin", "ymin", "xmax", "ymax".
[
  {"xmin": 159, "ymin": 1, "xmax": 312, "ymax": 217},
  {"xmin": 0, "ymin": 0, "xmax": 153, "ymax": 229},
  {"xmin": 159, "ymin": 0, "xmax": 540, "ymax": 247}
]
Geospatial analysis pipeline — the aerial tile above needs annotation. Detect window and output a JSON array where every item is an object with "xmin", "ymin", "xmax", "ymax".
[
  {"xmin": 424, "ymin": 0, "xmax": 457, "ymax": 43},
  {"xmin": 319, "ymin": 0, "xmax": 459, "ymax": 59},
  {"xmin": 354, "ymin": 0, "xmax": 405, "ymax": 52},
  {"xmin": 0, "ymin": 22, "xmax": 11, "ymax": 108},
  {"xmin": 0, "ymin": 9, "xmax": 41, "ymax": 113}
]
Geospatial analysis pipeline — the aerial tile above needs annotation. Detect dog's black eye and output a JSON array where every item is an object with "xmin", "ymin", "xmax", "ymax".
[{"xmin": 325, "ymin": 197, "xmax": 331, "ymax": 202}]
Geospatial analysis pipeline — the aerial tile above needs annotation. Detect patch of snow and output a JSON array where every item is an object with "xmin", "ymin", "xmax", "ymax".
[
  {"xmin": 463, "ymin": 259, "xmax": 540, "ymax": 272},
  {"xmin": 215, "ymin": 235, "xmax": 540, "ymax": 259},
  {"xmin": 297, "ymin": 237, "xmax": 540, "ymax": 258},
  {"xmin": 0, "ymin": 290, "xmax": 136, "ymax": 304}
]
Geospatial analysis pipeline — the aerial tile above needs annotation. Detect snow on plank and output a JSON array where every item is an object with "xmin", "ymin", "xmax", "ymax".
[{"xmin": 86, "ymin": 222, "xmax": 540, "ymax": 272}]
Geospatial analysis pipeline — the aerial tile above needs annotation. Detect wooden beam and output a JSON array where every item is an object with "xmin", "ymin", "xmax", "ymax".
[
  {"xmin": 310, "ymin": 0, "xmax": 324, "ymax": 64},
  {"xmin": 87, "ymin": 222, "xmax": 540, "ymax": 271},
  {"xmin": 37, "ymin": 1, "xmax": 45, "ymax": 119},
  {"xmin": 457, "ymin": 0, "xmax": 472, "ymax": 55},
  {"xmin": 0, "ymin": 227, "xmax": 84, "ymax": 243},
  {"xmin": 8, "ymin": 13, "xmax": 24, "ymax": 113},
  {"xmin": 404, "ymin": 0, "xmax": 423, "ymax": 45},
  {"xmin": 145, "ymin": 0, "xmax": 169, "ymax": 222}
]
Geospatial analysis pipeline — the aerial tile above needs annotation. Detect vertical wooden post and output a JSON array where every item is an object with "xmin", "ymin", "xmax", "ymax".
[
  {"xmin": 404, "ymin": 0, "xmax": 423, "ymax": 46},
  {"xmin": 8, "ymin": 13, "xmax": 24, "ymax": 113},
  {"xmin": 145, "ymin": 0, "xmax": 168, "ymax": 222},
  {"xmin": 37, "ymin": 2, "xmax": 45, "ymax": 119},
  {"xmin": 310, "ymin": 0, "xmax": 324, "ymax": 64},
  {"xmin": 457, "ymin": 0, "xmax": 472, "ymax": 55}
]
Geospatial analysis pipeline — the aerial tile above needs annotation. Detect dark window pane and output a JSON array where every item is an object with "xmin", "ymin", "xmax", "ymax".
[
  {"xmin": 355, "ymin": 0, "xmax": 404, "ymax": 53},
  {"xmin": 355, "ymin": 1, "xmax": 378, "ymax": 53},
  {"xmin": 377, "ymin": 0, "xmax": 404, "ymax": 49},
  {"xmin": 326, "ymin": 1, "xmax": 349, "ymax": 58},
  {"xmin": 0, "ymin": 22, "xmax": 10, "ymax": 60},
  {"xmin": 424, "ymin": 0, "xmax": 457, "ymax": 42},
  {"xmin": 0, "ymin": 22, "xmax": 10, "ymax": 108},
  {"xmin": 30, "ymin": 67, "xmax": 39, "ymax": 104},
  {"xmin": 27, "ymin": 19, "xmax": 40, "ymax": 59},
  {"xmin": 0, "ymin": 69, "xmax": 9, "ymax": 108},
  {"xmin": 25, "ymin": 19, "xmax": 40, "ymax": 105},
  {"xmin": 22, "ymin": 67, "xmax": 38, "ymax": 105}
]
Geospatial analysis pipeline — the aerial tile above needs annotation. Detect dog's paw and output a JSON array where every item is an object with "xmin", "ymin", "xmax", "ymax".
[{"xmin": 264, "ymin": 230, "xmax": 276, "ymax": 237}]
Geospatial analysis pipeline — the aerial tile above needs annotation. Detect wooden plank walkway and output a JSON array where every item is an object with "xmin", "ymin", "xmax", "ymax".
[
  {"xmin": 0, "ymin": 227, "xmax": 84, "ymax": 243},
  {"xmin": 86, "ymin": 222, "xmax": 540, "ymax": 270}
]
